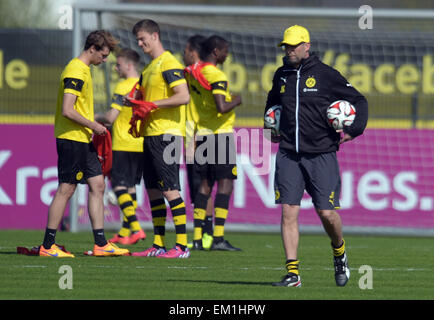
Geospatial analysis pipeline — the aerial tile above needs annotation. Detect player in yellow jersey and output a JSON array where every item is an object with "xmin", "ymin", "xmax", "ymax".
[
  {"xmin": 183, "ymin": 35, "xmax": 215, "ymax": 250},
  {"xmin": 129, "ymin": 19, "xmax": 191, "ymax": 258},
  {"xmin": 39, "ymin": 30, "xmax": 129, "ymax": 257},
  {"xmin": 96, "ymin": 48, "xmax": 146, "ymax": 246},
  {"xmin": 188, "ymin": 35, "xmax": 242, "ymax": 251}
]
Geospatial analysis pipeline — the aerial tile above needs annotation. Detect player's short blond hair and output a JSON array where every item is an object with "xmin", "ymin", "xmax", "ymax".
[{"xmin": 117, "ymin": 48, "xmax": 140, "ymax": 65}]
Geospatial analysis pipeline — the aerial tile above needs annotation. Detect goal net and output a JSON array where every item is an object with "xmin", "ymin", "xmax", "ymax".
[{"xmin": 69, "ymin": 4, "xmax": 434, "ymax": 236}]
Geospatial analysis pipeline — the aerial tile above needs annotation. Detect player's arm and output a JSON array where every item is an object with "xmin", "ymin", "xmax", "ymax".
[
  {"xmin": 62, "ymin": 93, "xmax": 107, "ymax": 135},
  {"xmin": 123, "ymin": 80, "xmax": 143, "ymax": 106},
  {"xmin": 213, "ymin": 93, "xmax": 241, "ymax": 114},
  {"xmin": 153, "ymin": 82, "xmax": 190, "ymax": 109},
  {"xmin": 96, "ymin": 89, "xmax": 123, "ymax": 125},
  {"xmin": 209, "ymin": 79, "xmax": 241, "ymax": 114},
  {"xmin": 265, "ymin": 68, "xmax": 282, "ymax": 110},
  {"xmin": 152, "ymin": 67, "xmax": 190, "ymax": 108},
  {"xmin": 262, "ymin": 70, "xmax": 283, "ymax": 143},
  {"xmin": 95, "ymin": 108, "xmax": 120, "ymax": 126},
  {"xmin": 329, "ymin": 69, "xmax": 368, "ymax": 140}
]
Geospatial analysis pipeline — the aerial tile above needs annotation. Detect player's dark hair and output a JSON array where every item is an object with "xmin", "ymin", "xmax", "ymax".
[
  {"xmin": 132, "ymin": 19, "xmax": 161, "ymax": 38},
  {"xmin": 84, "ymin": 30, "xmax": 119, "ymax": 51},
  {"xmin": 187, "ymin": 34, "xmax": 207, "ymax": 54},
  {"xmin": 117, "ymin": 48, "xmax": 140, "ymax": 65},
  {"xmin": 200, "ymin": 35, "xmax": 229, "ymax": 60}
]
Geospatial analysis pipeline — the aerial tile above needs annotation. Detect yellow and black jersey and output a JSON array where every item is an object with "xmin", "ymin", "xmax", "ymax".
[
  {"xmin": 139, "ymin": 51, "xmax": 187, "ymax": 137},
  {"xmin": 110, "ymin": 77, "xmax": 143, "ymax": 152},
  {"xmin": 188, "ymin": 64, "xmax": 235, "ymax": 135},
  {"xmin": 185, "ymin": 70, "xmax": 200, "ymax": 147},
  {"xmin": 55, "ymin": 58, "xmax": 94, "ymax": 143}
]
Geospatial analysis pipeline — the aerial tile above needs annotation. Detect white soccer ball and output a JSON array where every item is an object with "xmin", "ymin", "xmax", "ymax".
[
  {"xmin": 327, "ymin": 100, "xmax": 356, "ymax": 130},
  {"xmin": 264, "ymin": 105, "xmax": 282, "ymax": 137}
]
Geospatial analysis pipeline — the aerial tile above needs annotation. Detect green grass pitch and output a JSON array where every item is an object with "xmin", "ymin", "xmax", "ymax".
[{"xmin": 0, "ymin": 229, "xmax": 432, "ymax": 300}]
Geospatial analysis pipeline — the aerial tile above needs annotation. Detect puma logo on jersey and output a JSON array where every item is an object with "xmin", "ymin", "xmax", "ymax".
[
  {"xmin": 174, "ymin": 71, "xmax": 181, "ymax": 77},
  {"xmin": 329, "ymin": 191, "xmax": 335, "ymax": 205},
  {"xmin": 64, "ymin": 78, "xmax": 83, "ymax": 91}
]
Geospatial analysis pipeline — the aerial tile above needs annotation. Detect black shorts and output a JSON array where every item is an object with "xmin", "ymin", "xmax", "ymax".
[
  {"xmin": 186, "ymin": 162, "xmax": 217, "ymax": 201},
  {"xmin": 186, "ymin": 163, "xmax": 201, "ymax": 202},
  {"xmin": 56, "ymin": 138, "xmax": 102, "ymax": 184},
  {"xmin": 274, "ymin": 149, "xmax": 341, "ymax": 209},
  {"xmin": 194, "ymin": 133, "xmax": 237, "ymax": 182},
  {"xmin": 111, "ymin": 151, "xmax": 144, "ymax": 188},
  {"xmin": 142, "ymin": 134, "xmax": 182, "ymax": 191}
]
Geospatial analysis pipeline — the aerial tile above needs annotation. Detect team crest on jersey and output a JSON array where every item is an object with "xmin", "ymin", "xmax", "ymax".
[
  {"xmin": 303, "ymin": 76, "xmax": 318, "ymax": 92},
  {"xmin": 305, "ymin": 76, "xmax": 316, "ymax": 88},
  {"xmin": 76, "ymin": 171, "xmax": 83, "ymax": 181},
  {"xmin": 232, "ymin": 166, "xmax": 237, "ymax": 177},
  {"xmin": 275, "ymin": 190, "xmax": 280, "ymax": 201}
]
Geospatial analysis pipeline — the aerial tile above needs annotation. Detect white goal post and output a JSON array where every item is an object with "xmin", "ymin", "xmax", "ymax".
[{"xmin": 72, "ymin": 3, "xmax": 434, "ymax": 57}]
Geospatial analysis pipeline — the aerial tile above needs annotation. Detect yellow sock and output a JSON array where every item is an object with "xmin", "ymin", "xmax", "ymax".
[
  {"xmin": 193, "ymin": 208, "xmax": 206, "ymax": 241},
  {"xmin": 169, "ymin": 198, "xmax": 187, "ymax": 248},
  {"xmin": 150, "ymin": 198, "xmax": 167, "ymax": 248},
  {"xmin": 286, "ymin": 260, "xmax": 300, "ymax": 275},
  {"xmin": 131, "ymin": 193, "xmax": 138, "ymax": 209},
  {"xmin": 131, "ymin": 193, "xmax": 141, "ymax": 231},
  {"xmin": 213, "ymin": 207, "xmax": 228, "ymax": 239},
  {"xmin": 118, "ymin": 216, "xmax": 130, "ymax": 237},
  {"xmin": 192, "ymin": 193, "xmax": 209, "ymax": 242},
  {"xmin": 332, "ymin": 239, "xmax": 346, "ymax": 257},
  {"xmin": 152, "ymin": 217, "xmax": 166, "ymax": 248},
  {"xmin": 117, "ymin": 191, "xmax": 142, "ymax": 233},
  {"xmin": 213, "ymin": 194, "xmax": 230, "ymax": 240}
]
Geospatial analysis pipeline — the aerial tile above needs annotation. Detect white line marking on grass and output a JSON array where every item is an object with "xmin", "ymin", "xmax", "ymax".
[
  {"xmin": 10, "ymin": 264, "xmax": 422, "ymax": 273},
  {"xmin": 93, "ymin": 265, "xmax": 124, "ymax": 268},
  {"xmin": 167, "ymin": 266, "xmax": 208, "ymax": 269},
  {"xmin": 20, "ymin": 265, "xmax": 47, "ymax": 268},
  {"xmin": 85, "ymin": 265, "xmax": 431, "ymax": 272},
  {"xmin": 373, "ymin": 267, "xmax": 428, "ymax": 272},
  {"xmin": 322, "ymin": 267, "xmax": 429, "ymax": 272}
]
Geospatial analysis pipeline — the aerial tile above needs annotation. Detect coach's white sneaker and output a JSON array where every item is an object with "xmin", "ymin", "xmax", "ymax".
[{"xmin": 272, "ymin": 273, "xmax": 302, "ymax": 287}]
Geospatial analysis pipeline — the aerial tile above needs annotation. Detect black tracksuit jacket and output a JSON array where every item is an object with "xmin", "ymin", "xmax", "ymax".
[{"xmin": 266, "ymin": 53, "xmax": 368, "ymax": 153}]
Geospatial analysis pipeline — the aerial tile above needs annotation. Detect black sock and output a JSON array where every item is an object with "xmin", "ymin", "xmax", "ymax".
[
  {"xmin": 42, "ymin": 228, "xmax": 57, "ymax": 249},
  {"xmin": 213, "ymin": 236, "xmax": 224, "ymax": 244},
  {"xmin": 93, "ymin": 229, "xmax": 108, "ymax": 247},
  {"xmin": 203, "ymin": 216, "xmax": 213, "ymax": 235}
]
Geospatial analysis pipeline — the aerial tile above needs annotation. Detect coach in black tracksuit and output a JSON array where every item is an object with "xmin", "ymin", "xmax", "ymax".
[{"xmin": 267, "ymin": 25, "xmax": 368, "ymax": 288}]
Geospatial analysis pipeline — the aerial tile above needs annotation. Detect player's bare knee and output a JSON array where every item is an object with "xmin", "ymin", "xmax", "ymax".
[
  {"xmin": 57, "ymin": 183, "xmax": 76, "ymax": 199},
  {"xmin": 282, "ymin": 205, "xmax": 299, "ymax": 224},
  {"xmin": 198, "ymin": 183, "xmax": 212, "ymax": 196},
  {"xmin": 316, "ymin": 208, "xmax": 336, "ymax": 221},
  {"xmin": 89, "ymin": 181, "xmax": 105, "ymax": 195},
  {"xmin": 162, "ymin": 189, "xmax": 181, "ymax": 202}
]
